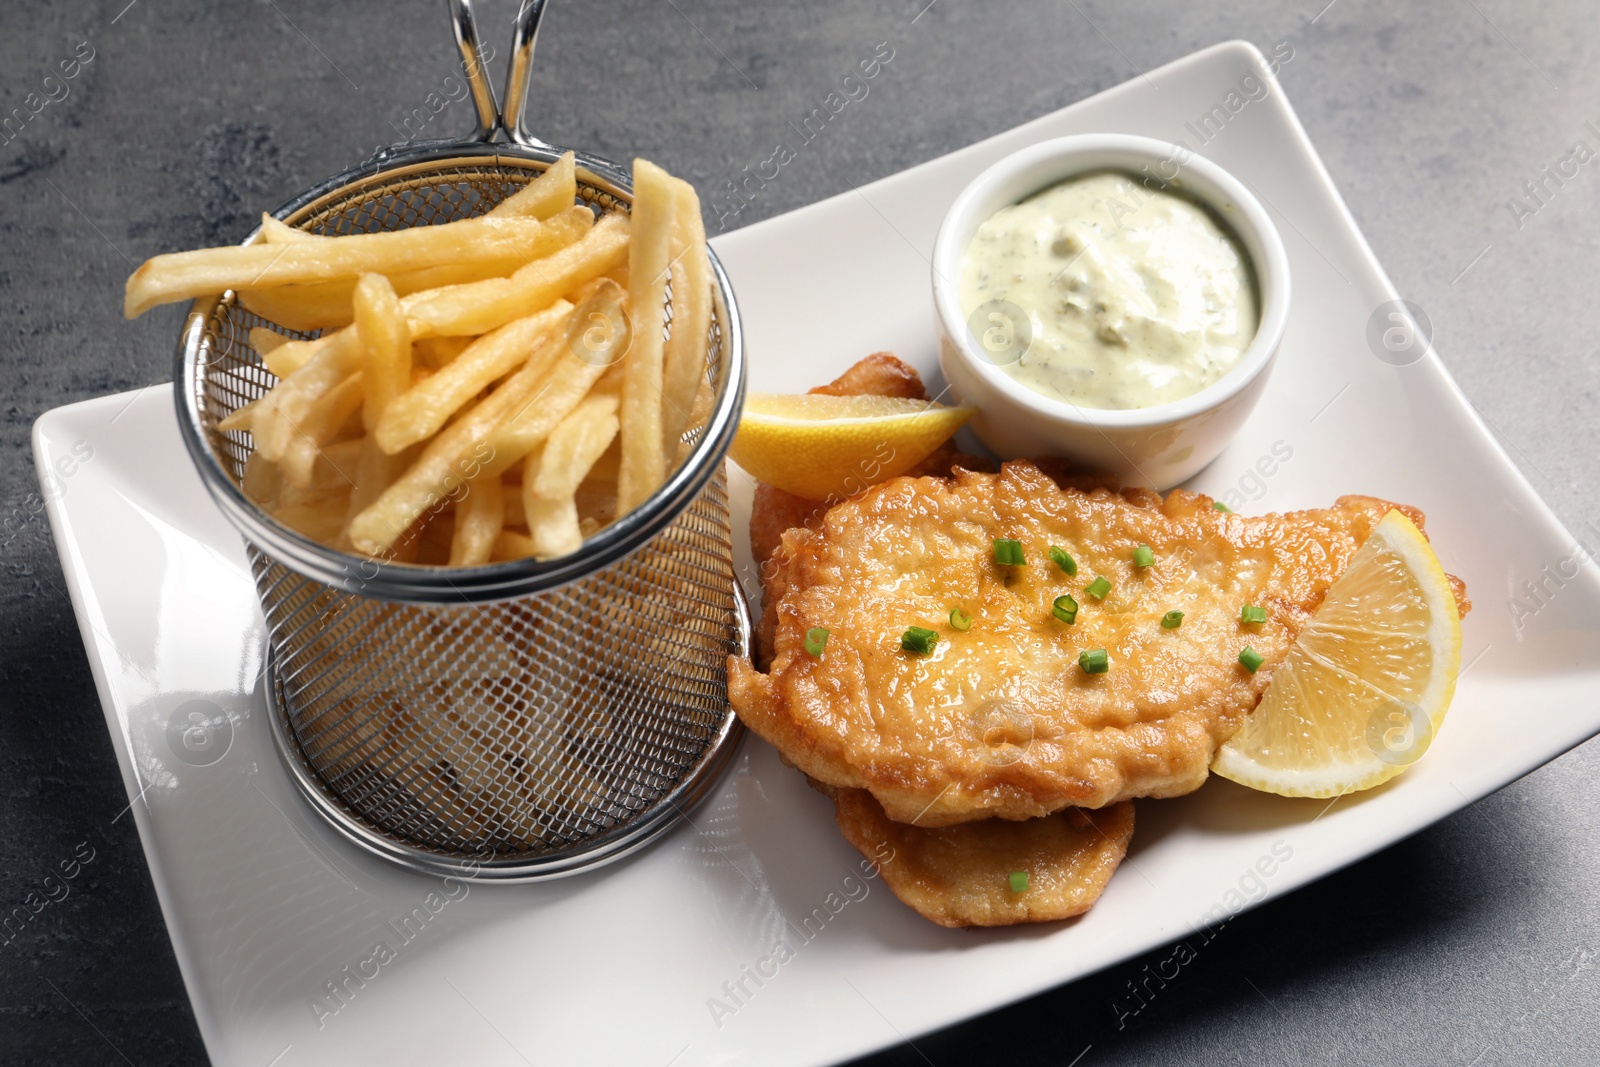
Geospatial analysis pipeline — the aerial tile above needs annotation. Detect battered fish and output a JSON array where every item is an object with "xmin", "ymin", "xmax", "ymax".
[
  {"xmin": 730, "ymin": 461, "xmax": 1470, "ymax": 826},
  {"xmin": 834, "ymin": 788, "xmax": 1135, "ymax": 928},
  {"xmin": 749, "ymin": 353, "xmax": 991, "ymax": 667}
]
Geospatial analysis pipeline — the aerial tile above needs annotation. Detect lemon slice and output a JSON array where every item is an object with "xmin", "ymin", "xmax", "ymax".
[
  {"xmin": 1212, "ymin": 510, "xmax": 1462, "ymax": 797},
  {"xmin": 728, "ymin": 392, "xmax": 974, "ymax": 501}
]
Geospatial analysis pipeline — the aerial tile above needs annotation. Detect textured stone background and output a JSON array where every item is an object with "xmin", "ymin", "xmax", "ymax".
[{"xmin": 1, "ymin": 0, "xmax": 1597, "ymax": 1064}]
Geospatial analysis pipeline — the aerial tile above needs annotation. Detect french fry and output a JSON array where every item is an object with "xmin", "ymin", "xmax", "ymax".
[
  {"xmin": 263, "ymin": 333, "xmax": 333, "ymax": 378},
  {"xmin": 142, "ymin": 155, "xmax": 712, "ymax": 566},
  {"xmin": 237, "ymin": 283, "xmax": 361, "ymax": 334},
  {"xmin": 338, "ymin": 273, "xmax": 413, "ymax": 546},
  {"xmin": 487, "ymin": 152, "xmax": 577, "ymax": 219},
  {"xmin": 345, "ymin": 438, "xmax": 415, "ymax": 541},
  {"xmin": 283, "ymin": 372, "xmax": 365, "ymax": 488},
  {"xmin": 307, "ymin": 436, "xmax": 363, "ymax": 491},
  {"xmin": 414, "ymin": 335, "xmax": 473, "ymax": 370},
  {"xmin": 478, "ymin": 352, "xmax": 609, "ymax": 481},
  {"xmin": 354, "ymin": 274, "xmax": 411, "ymax": 431},
  {"xmin": 401, "ymin": 212, "xmax": 629, "ymax": 338},
  {"xmin": 565, "ymin": 278, "xmax": 631, "ymax": 371},
  {"xmin": 252, "ymin": 328, "xmax": 363, "ymax": 462},
  {"xmin": 241, "ymin": 451, "xmax": 282, "ymax": 505},
  {"xmin": 679, "ymin": 372, "xmax": 715, "ymax": 462},
  {"xmin": 661, "ymin": 178, "xmax": 712, "ymax": 453},
  {"xmin": 524, "ymin": 496, "xmax": 580, "ymax": 560},
  {"xmin": 617, "ymin": 159, "xmax": 675, "ymax": 512},
  {"xmin": 530, "ymin": 394, "xmax": 621, "ymax": 500},
  {"xmin": 375, "ymin": 300, "xmax": 572, "ymax": 455},
  {"xmin": 249, "ymin": 326, "xmax": 290, "ymax": 357},
  {"xmin": 236, "ymin": 203, "xmax": 603, "ymax": 370},
  {"xmin": 218, "ymin": 397, "xmax": 259, "ymax": 434},
  {"xmin": 238, "ymin": 255, "xmax": 534, "ymax": 333},
  {"xmin": 490, "ymin": 529, "xmax": 538, "ymax": 562},
  {"xmin": 525, "ymin": 393, "xmax": 619, "ymax": 558},
  {"xmin": 273, "ymin": 490, "xmax": 351, "ymax": 543},
  {"xmin": 449, "ymin": 472, "xmax": 504, "ymax": 566},
  {"xmin": 258, "ymin": 214, "xmax": 320, "ymax": 244},
  {"xmin": 347, "ymin": 356, "xmax": 548, "ymax": 554},
  {"xmin": 125, "ymin": 210, "xmax": 591, "ymax": 317}
]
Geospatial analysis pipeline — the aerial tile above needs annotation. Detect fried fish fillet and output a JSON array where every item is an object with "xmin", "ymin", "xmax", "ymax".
[
  {"xmin": 749, "ymin": 353, "xmax": 991, "ymax": 667},
  {"xmin": 834, "ymin": 787, "xmax": 1135, "ymax": 928},
  {"xmin": 730, "ymin": 460, "xmax": 1470, "ymax": 826}
]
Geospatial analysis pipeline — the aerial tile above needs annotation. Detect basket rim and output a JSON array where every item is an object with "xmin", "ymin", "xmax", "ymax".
[{"xmin": 174, "ymin": 140, "xmax": 746, "ymax": 605}]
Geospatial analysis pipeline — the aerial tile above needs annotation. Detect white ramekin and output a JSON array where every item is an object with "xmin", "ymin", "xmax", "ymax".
[{"xmin": 933, "ymin": 134, "xmax": 1291, "ymax": 490}]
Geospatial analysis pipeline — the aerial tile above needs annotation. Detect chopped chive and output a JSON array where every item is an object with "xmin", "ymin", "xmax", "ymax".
[
  {"xmin": 1079, "ymin": 647, "xmax": 1110, "ymax": 674},
  {"xmin": 1160, "ymin": 610, "xmax": 1184, "ymax": 630},
  {"xmin": 1085, "ymin": 576, "xmax": 1112, "ymax": 600},
  {"xmin": 1213, "ymin": 501, "xmax": 1233, "ymax": 513},
  {"xmin": 901, "ymin": 626, "xmax": 939, "ymax": 656},
  {"xmin": 804, "ymin": 627, "xmax": 829, "ymax": 657},
  {"xmin": 1239, "ymin": 646, "xmax": 1265, "ymax": 673},
  {"xmin": 1240, "ymin": 604, "xmax": 1267, "ymax": 625},
  {"xmin": 1052, "ymin": 594, "xmax": 1078, "ymax": 625},
  {"xmin": 1008, "ymin": 870, "xmax": 1029, "ymax": 893},
  {"xmin": 949, "ymin": 607, "xmax": 972, "ymax": 632},
  {"xmin": 1049, "ymin": 545, "xmax": 1078, "ymax": 576},
  {"xmin": 992, "ymin": 538, "xmax": 1026, "ymax": 566},
  {"xmin": 1133, "ymin": 544, "xmax": 1154, "ymax": 568}
]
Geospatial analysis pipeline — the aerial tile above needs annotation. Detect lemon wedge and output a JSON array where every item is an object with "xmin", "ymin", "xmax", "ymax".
[
  {"xmin": 728, "ymin": 393, "xmax": 974, "ymax": 501},
  {"xmin": 1212, "ymin": 510, "xmax": 1462, "ymax": 797}
]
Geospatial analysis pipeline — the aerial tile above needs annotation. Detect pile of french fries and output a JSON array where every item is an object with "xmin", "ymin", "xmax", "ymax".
[{"xmin": 125, "ymin": 153, "xmax": 713, "ymax": 565}]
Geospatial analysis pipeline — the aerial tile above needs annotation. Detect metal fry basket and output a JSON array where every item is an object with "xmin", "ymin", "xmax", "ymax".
[{"xmin": 173, "ymin": 0, "xmax": 748, "ymax": 881}]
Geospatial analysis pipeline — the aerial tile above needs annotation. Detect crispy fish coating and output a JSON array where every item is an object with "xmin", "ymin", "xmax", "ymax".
[
  {"xmin": 808, "ymin": 351, "xmax": 930, "ymax": 400},
  {"xmin": 730, "ymin": 461, "xmax": 1470, "ymax": 826},
  {"xmin": 834, "ymin": 788, "xmax": 1134, "ymax": 928},
  {"xmin": 749, "ymin": 353, "xmax": 991, "ymax": 667}
]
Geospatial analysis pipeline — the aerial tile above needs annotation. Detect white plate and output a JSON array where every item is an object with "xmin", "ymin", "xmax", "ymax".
[{"xmin": 36, "ymin": 40, "xmax": 1600, "ymax": 1067}]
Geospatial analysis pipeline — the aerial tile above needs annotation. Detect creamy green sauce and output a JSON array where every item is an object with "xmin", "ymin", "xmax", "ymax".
[{"xmin": 958, "ymin": 171, "xmax": 1258, "ymax": 410}]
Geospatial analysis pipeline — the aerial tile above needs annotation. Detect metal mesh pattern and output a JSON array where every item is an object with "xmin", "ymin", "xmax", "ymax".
[
  {"xmin": 252, "ymin": 472, "xmax": 736, "ymax": 857},
  {"xmin": 184, "ymin": 155, "xmax": 745, "ymax": 870}
]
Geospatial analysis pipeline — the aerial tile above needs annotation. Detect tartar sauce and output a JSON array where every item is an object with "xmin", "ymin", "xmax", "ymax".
[{"xmin": 958, "ymin": 171, "xmax": 1258, "ymax": 410}]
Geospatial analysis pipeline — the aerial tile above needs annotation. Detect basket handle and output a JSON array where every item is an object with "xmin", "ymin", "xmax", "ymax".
[{"xmin": 449, "ymin": 0, "xmax": 552, "ymax": 148}]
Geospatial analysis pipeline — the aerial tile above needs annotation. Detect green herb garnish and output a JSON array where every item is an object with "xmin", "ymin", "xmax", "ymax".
[
  {"xmin": 1049, "ymin": 546, "xmax": 1078, "ymax": 576},
  {"xmin": 1160, "ymin": 610, "xmax": 1184, "ymax": 630},
  {"xmin": 1133, "ymin": 544, "xmax": 1154, "ymax": 568},
  {"xmin": 1052, "ymin": 594, "xmax": 1078, "ymax": 625},
  {"xmin": 992, "ymin": 538, "xmax": 1025, "ymax": 566},
  {"xmin": 1079, "ymin": 647, "xmax": 1110, "ymax": 674},
  {"xmin": 1239, "ymin": 646, "xmax": 1265, "ymax": 673},
  {"xmin": 949, "ymin": 608, "xmax": 972, "ymax": 632},
  {"xmin": 804, "ymin": 627, "xmax": 829, "ymax": 657},
  {"xmin": 1085, "ymin": 576, "xmax": 1112, "ymax": 600},
  {"xmin": 1240, "ymin": 605, "xmax": 1267, "ymax": 625},
  {"xmin": 901, "ymin": 626, "xmax": 939, "ymax": 655}
]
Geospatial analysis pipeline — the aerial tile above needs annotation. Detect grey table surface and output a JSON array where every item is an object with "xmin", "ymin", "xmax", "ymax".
[{"xmin": 2, "ymin": 0, "xmax": 1597, "ymax": 1064}]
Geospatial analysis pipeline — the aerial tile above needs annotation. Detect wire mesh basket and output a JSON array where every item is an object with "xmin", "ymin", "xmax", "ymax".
[{"xmin": 173, "ymin": 0, "xmax": 748, "ymax": 880}]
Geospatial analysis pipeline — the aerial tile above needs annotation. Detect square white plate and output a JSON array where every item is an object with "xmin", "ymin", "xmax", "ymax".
[{"xmin": 37, "ymin": 40, "xmax": 1600, "ymax": 1067}]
